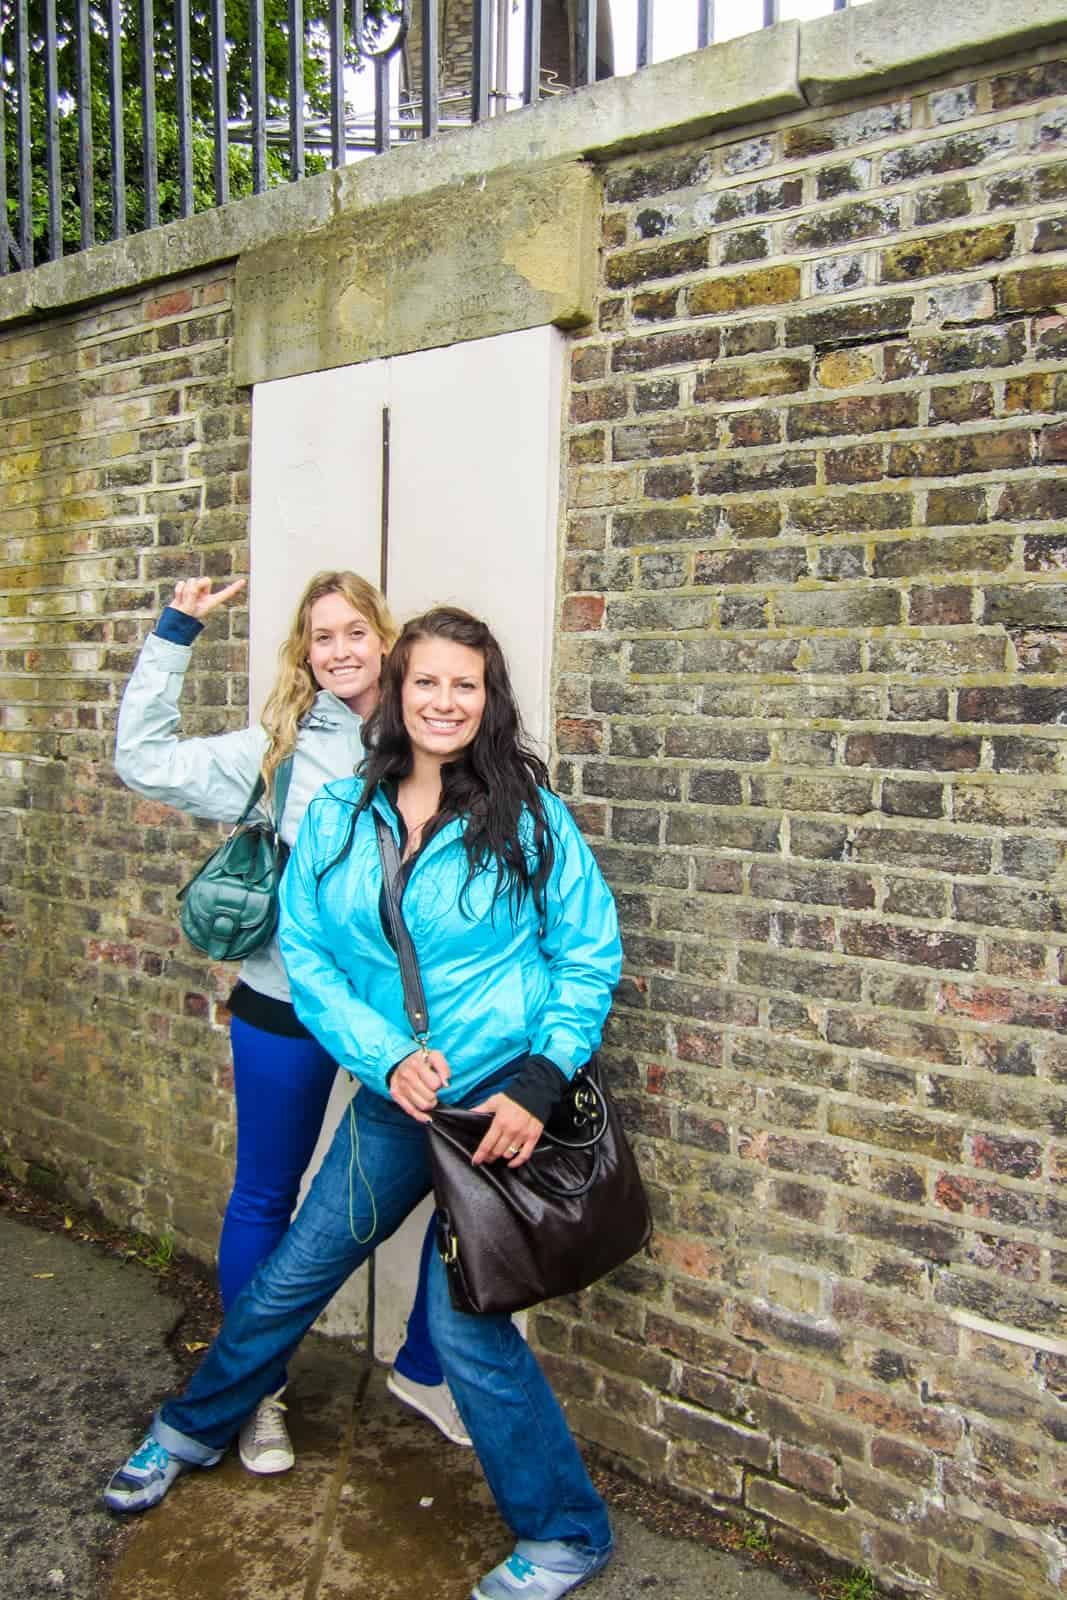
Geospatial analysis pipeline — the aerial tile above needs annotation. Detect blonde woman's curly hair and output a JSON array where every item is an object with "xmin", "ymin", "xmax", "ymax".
[{"xmin": 260, "ymin": 570, "xmax": 397, "ymax": 788}]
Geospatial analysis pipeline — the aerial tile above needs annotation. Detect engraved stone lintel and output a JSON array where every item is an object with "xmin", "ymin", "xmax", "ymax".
[{"xmin": 235, "ymin": 162, "xmax": 598, "ymax": 386}]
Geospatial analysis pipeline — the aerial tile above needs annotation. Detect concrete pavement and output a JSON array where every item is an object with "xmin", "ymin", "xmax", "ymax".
[{"xmin": 0, "ymin": 1211, "xmax": 820, "ymax": 1600}]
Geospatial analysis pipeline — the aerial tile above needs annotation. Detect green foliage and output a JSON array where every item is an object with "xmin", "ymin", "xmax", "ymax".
[
  {"xmin": 836, "ymin": 1568, "xmax": 878, "ymax": 1600},
  {"xmin": 131, "ymin": 1229, "xmax": 176, "ymax": 1272},
  {"xmin": 2, "ymin": 0, "xmax": 396, "ymax": 265},
  {"xmin": 739, "ymin": 1518, "xmax": 771, "ymax": 1554}
]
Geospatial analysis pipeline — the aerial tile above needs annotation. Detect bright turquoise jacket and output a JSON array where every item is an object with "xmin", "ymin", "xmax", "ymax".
[{"xmin": 278, "ymin": 779, "xmax": 622, "ymax": 1104}]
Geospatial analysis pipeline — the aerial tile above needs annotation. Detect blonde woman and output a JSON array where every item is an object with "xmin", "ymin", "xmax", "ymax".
[{"xmin": 114, "ymin": 571, "xmax": 469, "ymax": 1475}]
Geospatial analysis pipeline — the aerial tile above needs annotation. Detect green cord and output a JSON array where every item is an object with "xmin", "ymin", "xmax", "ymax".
[{"xmin": 347, "ymin": 1099, "xmax": 378, "ymax": 1245}]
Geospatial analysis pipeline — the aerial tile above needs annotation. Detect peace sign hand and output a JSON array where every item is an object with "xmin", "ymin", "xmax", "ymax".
[{"xmin": 170, "ymin": 577, "xmax": 247, "ymax": 620}]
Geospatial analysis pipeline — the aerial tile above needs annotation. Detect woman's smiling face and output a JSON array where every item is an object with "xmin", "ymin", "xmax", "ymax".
[
  {"xmin": 401, "ymin": 638, "xmax": 486, "ymax": 766},
  {"xmin": 306, "ymin": 592, "xmax": 385, "ymax": 717}
]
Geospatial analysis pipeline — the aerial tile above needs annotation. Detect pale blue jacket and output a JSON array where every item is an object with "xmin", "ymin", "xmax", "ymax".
[
  {"xmin": 114, "ymin": 626, "xmax": 365, "ymax": 1000},
  {"xmin": 278, "ymin": 779, "xmax": 622, "ymax": 1103}
]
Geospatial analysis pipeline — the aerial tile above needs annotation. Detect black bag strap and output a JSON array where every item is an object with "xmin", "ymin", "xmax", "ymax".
[{"xmin": 373, "ymin": 810, "xmax": 430, "ymax": 1044}]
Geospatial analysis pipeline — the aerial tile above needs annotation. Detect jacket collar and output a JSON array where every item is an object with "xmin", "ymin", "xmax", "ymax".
[{"xmin": 301, "ymin": 690, "xmax": 364, "ymax": 731}]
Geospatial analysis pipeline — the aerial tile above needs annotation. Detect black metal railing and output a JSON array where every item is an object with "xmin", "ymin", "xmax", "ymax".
[{"xmin": 1, "ymin": 0, "xmax": 852, "ymax": 275}]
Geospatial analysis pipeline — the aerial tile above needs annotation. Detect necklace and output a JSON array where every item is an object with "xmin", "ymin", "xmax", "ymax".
[{"xmin": 399, "ymin": 805, "xmax": 439, "ymax": 860}]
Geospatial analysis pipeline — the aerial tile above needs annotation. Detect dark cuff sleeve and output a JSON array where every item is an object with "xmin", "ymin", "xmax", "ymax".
[
  {"xmin": 154, "ymin": 607, "xmax": 204, "ymax": 646},
  {"xmin": 504, "ymin": 1054, "xmax": 571, "ymax": 1124}
]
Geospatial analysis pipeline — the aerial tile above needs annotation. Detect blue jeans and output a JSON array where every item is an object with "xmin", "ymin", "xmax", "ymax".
[
  {"xmin": 221, "ymin": 1015, "xmax": 442, "ymax": 1386},
  {"xmin": 153, "ymin": 1073, "xmax": 611, "ymax": 1552}
]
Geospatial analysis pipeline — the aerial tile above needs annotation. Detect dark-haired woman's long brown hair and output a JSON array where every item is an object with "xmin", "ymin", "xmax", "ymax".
[{"xmin": 325, "ymin": 608, "xmax": 555, "ymax": 912}]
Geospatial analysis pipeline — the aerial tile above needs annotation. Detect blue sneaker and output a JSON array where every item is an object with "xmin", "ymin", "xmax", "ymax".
[
  {"xmin": 472, "ymin": 1540, "xmax": 613, "ymax": 1600},
  {"xmin": 103, "ymin": 1433, "xmax": 194, "ymax": 1513}
]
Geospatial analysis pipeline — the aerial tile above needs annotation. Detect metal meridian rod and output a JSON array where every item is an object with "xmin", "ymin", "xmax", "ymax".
[
  {"xmin": 175, "ymin": 0, "xmax": 194, "ymax": 217},
  {"xmin": 636, "ymin": 0, "xmax": 653, "ymax": 70},
  {"xmin": 288, "ymin": 0, "xmax": 305, "ymax": 180},
  {"xmin": 575, "ymin": 0, "xmax": 597, "ymax": 88},
  {"xmin": 140, "ymin": 0, "xmax": 159, "ymax": 229},
  {"xmin": 108, "ymin": 0, "xmax": 127, "ymax": 239},
  {"xmin": 75, "ymin": 0, "xmax": 95, "ymax": 249},
  {"xmin": 250, "ymin": 0, "xmax": 267, "ymax": 192},
  {"xmin": 763, "ymin": 0, "xmax": 779, "ymax": 26},
  {"xmin": 471, "ymin": 0, "xmax": 491, "ymax": 122},
  {"xmin": 421, "ymin": 0, "xmax": 439, "ymax": 138},
  {"xmin": 523, "ymin": 0, "xmax": 541, "ymax": 105},
  {"xmin": 15, "ymin": 0, "xmax": 31, "ymax": 267},
  {"xmin": 379, "ymin": 404, "xmax": 390, "ymax": 596},
  {"xmin": 43, "ymin": 0, "xmax": 61, "ymax": 260},
  {"xmin": 211, "ymin": 0, "xmax": 230, "ymax": 205},
  {"xmin": 697, "ymin": 0, "xmax": 714, "ymax": 48}
]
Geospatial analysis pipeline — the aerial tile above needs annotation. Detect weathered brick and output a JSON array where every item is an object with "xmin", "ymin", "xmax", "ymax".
[
  {"xmin": 784, "ymin": 102, "xmax": 911, "ymax": 159},
  {"xmin": 785, "ymin": 296, "xmax": 913, "ymax": 348},
  {"xmin": 884, "ymin": 322, "xmax": 1026, "ymax": 377},
  {"xmin": 688, "ymin": 265, "xmax": 802, "ymax": 317},
  {"xmin": 632, "ymin": 287, "xmax": 681, "ymax": 323},
  {"xmin": 697, "ymin": 451, "xmax": 817, "ymax": 496},
  {"xmin": 718, "ymin": 227, "xmax": 770, "ymax": 265},
  {"xmin": 605, "ymin": 236, "xmax": 709, "ymax": 289},
  {"xmin": 786, "ymin": 199, "xmax": 901, "ymax": 251},
  {"xmin": 604, "ymin": 150, "xmax": 715, "ymax": 204},
  {"xmin": 787, "ymin": 391, "xmax": 918, "ymax": 440},
  {"xmin": 887, "ymin": 430, "xmax": 1031, "ymax": 478},
  {"xmin": 694, "ymin": 358, "xmax": 809, "ymax": 403},
  {"xmin": 610, "ymin": 327, "xmax": 721, "ymax": 373},
  {"xmin": 999, "ymin": 265, "xmax": 1067, "ymax": 312},
  {"xmin": 914, "ymin": 180, "xmax": 973, "ymax": 225}
]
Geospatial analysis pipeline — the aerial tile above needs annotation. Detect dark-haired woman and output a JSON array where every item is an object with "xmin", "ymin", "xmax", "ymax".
[{"xmin": 103, "ymin": 607, "xmax": 621, "ymax": 1600}]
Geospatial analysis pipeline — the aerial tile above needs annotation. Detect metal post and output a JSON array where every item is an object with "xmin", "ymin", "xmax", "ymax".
[
  {"xmin": 330, "ymin": 0, "xmax": 346, "ymax": 167},
  {"xmin": 75, "ymin": 0, "xmax": 95, "ymax": 249},
  {"xmin": 15, "ymin": 0, "xmax": 32, "ymax": 267},
  {"xmin": 43, "ymin": 0, "xmax": 62, "ymax": 260},
  {"xmin": 471, "ymin": 0, "xmax": 491, "ymax": 122},
  {"xmin": 211, "ymin": 0, "xmax": 230, "ymax": 204},
  {"xmin": 494, "ymin": 0, "xmax": 508, "ymax": 114},
  {"xmin": 421, "ymin": 0, "xmax": 439, "ymax": 138},
  {"xmin": 697, "ymin": 0, "xmax": 714, "ymax": 48},
  {"xmin": 250, "ymin": 0, "xmax": 267, "ymax": 192},
  {"xmin": 108, "ymin": 0, "xmax": 127, "ymax": 239},
  {"xmin": 523, "ymin": 0, "xmax": 542, "ymax": 105},
  {"xmin": 175, "ymin": 0, "xmax": 194, "ymax": 218},
  {"xmin": 0, "ymin": 71, "xmax": 8, "ymax": 273},
  {"xmin": 374, "ymin": 56, "xmax": 390, "ymax": 153},
  {"xmin": 140, "ymin": 0, "xmax": 159, "ymax": 228},
  {"xmin": 636, "ymin": 0, "xmax": 653, "ymax": 70},
  {"xmin": 763, "ymin": 0, "xmax": 779, "ymax": 26},
  {"xmin": 288, "ymin": 0, "xmax": 305, "ymax": 180},
  {"xmin": 575, "ymin": 0, "xmax": 597, "ymax": 87}
]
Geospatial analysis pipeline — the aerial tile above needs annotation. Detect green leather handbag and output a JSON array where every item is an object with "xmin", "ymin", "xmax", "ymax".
[{"xmin": 177, "ymin": 757, "xmax": 294, "ymax": 962}]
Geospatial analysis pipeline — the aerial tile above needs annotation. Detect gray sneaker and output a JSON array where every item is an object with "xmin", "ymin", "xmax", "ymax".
[
  {"xmin": 238, "ymin": 1392, "xmax": 294, "ymax": 1475},
  {"xmin": 387, "ymin": 1369, "xmax": 472, "ymax": 1447}
]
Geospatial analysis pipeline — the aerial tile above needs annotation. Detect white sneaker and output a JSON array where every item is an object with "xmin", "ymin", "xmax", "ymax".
[
  {"xmin": 387, "ymin": 1370, "xmax": 472, "ymax": 1447},
  {"xmin": 238, "ymin": 1391, "xmax": 295, "ymax": 1475}
]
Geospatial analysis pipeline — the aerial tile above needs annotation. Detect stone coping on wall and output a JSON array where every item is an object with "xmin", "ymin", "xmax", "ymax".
[
  {"xmin": 233, "ymin": 163, "xmax": 599, "ymax": 384},
  {"xmin": 1, "ymin": 0, "xmax": 1066, "ymax": 334}
]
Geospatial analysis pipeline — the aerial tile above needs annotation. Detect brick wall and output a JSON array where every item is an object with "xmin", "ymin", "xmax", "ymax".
[
  {"xmin": 545, "ymin": 45, "xmax": 1067, "ymax": 1599},
  {"xmin": 0, "ymin": 267, "xmax": 250, "ymax": 1252}
]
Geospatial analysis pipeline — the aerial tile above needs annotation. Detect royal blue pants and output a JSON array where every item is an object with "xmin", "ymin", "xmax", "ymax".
[{"xmin": 220, "ymin": 1014, "xmax": 440, "ymax": 1385}]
